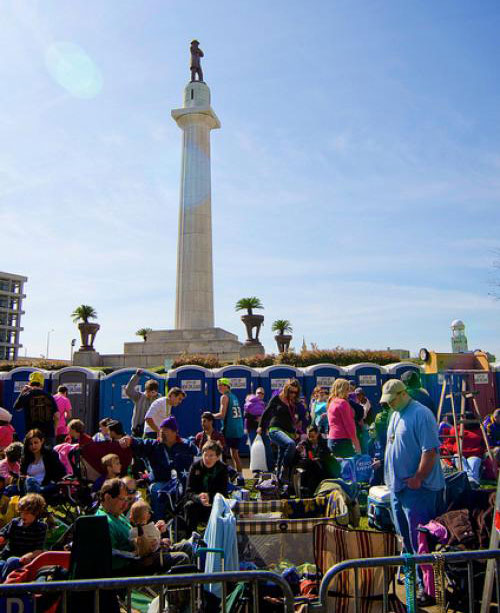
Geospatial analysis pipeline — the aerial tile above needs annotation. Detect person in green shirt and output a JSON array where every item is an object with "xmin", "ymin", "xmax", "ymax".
[{"xmin": 95, "ymin": 478, "xmax": 136, "ymax": 571}]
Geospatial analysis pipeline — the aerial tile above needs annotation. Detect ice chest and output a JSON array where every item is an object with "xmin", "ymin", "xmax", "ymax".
[{"xmin": 367, "ymin": 485, "xmax": 394, "ymax": 531}]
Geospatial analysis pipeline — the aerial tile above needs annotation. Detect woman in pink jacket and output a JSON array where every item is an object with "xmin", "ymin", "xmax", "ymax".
[{"xmin": 327, "ymin": 378, "xmax": 361, "ymax": 458}]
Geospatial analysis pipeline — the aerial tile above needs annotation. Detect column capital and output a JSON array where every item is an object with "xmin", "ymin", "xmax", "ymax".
[{"xmin": 171, "ymin": 106, "xmax": 221, "ymax": 130}]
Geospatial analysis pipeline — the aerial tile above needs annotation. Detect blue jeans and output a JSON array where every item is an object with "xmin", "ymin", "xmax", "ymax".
[
  {"xmin": 455, "ymin": 456, "xmax": 482, "ymax": 485},
  {"xmin": 268, "ymin": 430, "xmax": 296, "ymax": 481},
  {"xmin": 22, "ymin": 478, "xmax": 58, "ymax": 500},
  {"xmin": 247, "ymin": 429, "xmax": 275, "ymax": 471},
  {"xmin": 0, "ymin": 557, "xmax": 22, "ymax": 581},
  {"xmin": 149, "ymin": 481, "xmax": 176, "ymax": 522},
  {"xmin": 390, "ymin": 487, "xmax": 443, "ymax": 560}
]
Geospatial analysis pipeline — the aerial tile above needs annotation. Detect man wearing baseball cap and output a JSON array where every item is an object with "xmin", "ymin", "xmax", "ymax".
[
  {"xmin": 13, "ymin": 372, "xmax": 58, "ymax": 445},
  {"xmin": 382, "ymin": 378, "xmax": 444, "ymax": 606},
  {"xmin": 119, "ymin": 415, "xmax": 197, "ymax": 521}
]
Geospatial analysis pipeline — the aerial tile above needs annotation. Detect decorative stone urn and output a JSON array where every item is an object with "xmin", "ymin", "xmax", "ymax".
[
  {"xmin": 78, "ymin": 322, "xmax": 100, "ymax": 351},
  {"xmin": 275, "ymin": 334, "xmax": 292, "ymax": 353},
  {"xmin": 241, "ymin": 314, "xmax": 264, "ymax": 345}
]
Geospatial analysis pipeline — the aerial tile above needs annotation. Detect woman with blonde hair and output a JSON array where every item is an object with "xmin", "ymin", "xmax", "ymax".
[
  {"xmin": 258, "ymin": 379, "xmax": 301, "ymax": 487},
  {"xmin": 327, "ymin": 378, "xmax": 360, "ymax": 457}
]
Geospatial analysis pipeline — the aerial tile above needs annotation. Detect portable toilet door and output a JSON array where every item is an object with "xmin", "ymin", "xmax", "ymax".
[
  {"xmin": 494, "ymin": 364, "xmax": 500, "ymax": 409},
  {"xmin": 212, "ymin": 366, "xmax": 259, "ymax": 454},
  {"xmin": 302, "ymin": 364, "xmax": 348, "ymax": 404},
  {"xmin": 345, "ymin": 363, "xmax": 387, "ymax": 416},
  {"xmin": 463, "ymin": 370, "xmax": 497, "ymax": 419},
  {"xmin": 99, "ymin": 368, "xmax": 166, "ymax": 434},
  {"xmin": 0, "ymin": 367, "xmax": 51, "ymax": 439},
  {"xmin": 257, "ymin": 365, "xmax": 305, "ymax": 405},
  {"xmin": 166, "ymin": 366, "xmax": 213, "ymax": 439},
  {"xmin": 52, "ymin": 367, "xmax": 103, "ymax": 435}
]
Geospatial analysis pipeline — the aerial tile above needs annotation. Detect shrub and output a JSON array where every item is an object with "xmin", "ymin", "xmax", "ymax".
[
  {"xmin": 276, "ymin": 348, "xmax": 401, "ymax": 367},
  {"xmin": 171, "ymin": 354, "xmax": 221, "ymax": 369},
  {"xmin": 236, "ymin": 354, "xmax": 276, "ymax": 368}
]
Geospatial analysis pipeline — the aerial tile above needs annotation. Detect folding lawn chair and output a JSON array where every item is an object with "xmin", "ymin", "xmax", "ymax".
[{"xmin": 313, "ymin": 522, "xmax": 405, "ymax": 612}]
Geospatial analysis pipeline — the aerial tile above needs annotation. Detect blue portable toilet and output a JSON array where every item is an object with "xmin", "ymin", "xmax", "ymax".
[
  {"xmin": 212, "ymin": 365, "xmax": 259, "ymax": 412},
  {"xmin": 257, "ymin": 365, "xmax": 305, "ymax": 404},
  {"xmin": 0, "ymin": 367, "xmax": 51, "ymax": 439},
  {"xmin": 52, "ymin": 367, "xmax": 103, "ymax": 434},
  {"xmin": 345, "ymin": 363, "xmax": 387, "ymax": 416},
  {"xmin": 212, "ymin": 365, "xmax": 259, "ymax": 455},
  {"xmin": 385, "ymin": 362, "xmax": 423, "ymax": 381},
  {"xmin": 166, "ymin": 366, "xmax": 214, "ymax": 439},
  {"xmin": 99, "ymin": 368, "xmax": 166, "ymax": 434},
  {"xmin": 302, "ymin": 363, "xmax": 348, "ymax": 403}
]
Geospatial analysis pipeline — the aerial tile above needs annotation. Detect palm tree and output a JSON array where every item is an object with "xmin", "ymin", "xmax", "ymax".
[
  {"xmin": 235, "ymin": 297, "xmax": 264, "ymax": 344},
  {"xmin": 71, "ymin": 305, "xmax": 98, "ymax": 324},
  {"xmin": 136, "ymin": 327, "xmax": 153, "ymax": 342},
  {"xmin": 272, "ymin": 319, "xmax": 293, "ymax": 353},
  {"xmin": 271, "ymin": 319, "xmax": 293, "ymax": 335},
  {"xmin": 71, "ymin": 305, "xmax": 99, "ymax": 351},
  {"xmin": 235, "ymin": 297, "xmax": 264, "ymax": 315}
]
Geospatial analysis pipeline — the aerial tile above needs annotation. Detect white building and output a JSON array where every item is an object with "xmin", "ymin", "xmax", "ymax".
[{"xmin": 0, "ymin": 271, "xmax": 27, "ymax": 361}]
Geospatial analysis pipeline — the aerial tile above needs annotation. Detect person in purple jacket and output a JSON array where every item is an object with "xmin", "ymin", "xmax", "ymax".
[{"xmin": 244, "ymin": 388, "xmax": 275, "ymax": 471}]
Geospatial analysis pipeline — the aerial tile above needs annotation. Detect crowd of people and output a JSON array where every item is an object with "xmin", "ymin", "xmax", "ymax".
[{"xmin": 0, "ymin": 366, "xmax": 496, "ymax": 602}]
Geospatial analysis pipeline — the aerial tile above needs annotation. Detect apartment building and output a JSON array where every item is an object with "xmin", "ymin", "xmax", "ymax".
[{"xmin": 0, "ymin": 271, "xmax": 27, "ymax": 361}]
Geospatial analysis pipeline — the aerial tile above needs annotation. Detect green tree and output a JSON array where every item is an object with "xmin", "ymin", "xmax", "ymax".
[
  {"xmin": 271, "ymin": 319, "xmax": 293, "ymax": 334},
  {"xmin": 71, "ymin": 305, "xmax": 98, "ymax": 324},
  {"xmin": 136, "ymin": 327, "xmax": 153, "ymax": 342},
  {"xmin": 235, "ymin": 297, "xmax": 264, "ymax": 315}
]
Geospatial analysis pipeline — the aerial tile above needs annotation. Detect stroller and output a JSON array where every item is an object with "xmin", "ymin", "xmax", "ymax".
[{"xmin": 417, "ymin": 486, "xmax": 496, "ymax": 612}]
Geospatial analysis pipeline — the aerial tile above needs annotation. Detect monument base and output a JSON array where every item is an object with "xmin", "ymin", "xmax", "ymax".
[
  {"xmin": 239, "ymin": 341, "xmax": 265, "ymax": 358},
  {"xmin": 75, "ymin": 327, "xmax": 245, "ymax": 368}
]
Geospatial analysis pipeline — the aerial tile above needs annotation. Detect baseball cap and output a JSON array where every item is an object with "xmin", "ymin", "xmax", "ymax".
[
  {"xmin": 108, "ymin": 420, "xmax": 125, "ymax": 435},
  {"xmin": 380, "ymin": 379, "xmax": 406, "ymax": 404},
  {"xmin": 0, "ymin": 408, "xmax": 12, "ymax": 423},
  {"xmin": 160, "ymin": 416, "xmax": 178, "ymax": 432},
  {"xmin": 401, "ymin": 371, "xmax": 420, "ymax": 388},
  {"xmin": 29, "ymin": 372, "xmax": 44, "ymax": 386},
  {"xmin": 217, "ymin": 378, "xmax": 231, "ymax": 388}
]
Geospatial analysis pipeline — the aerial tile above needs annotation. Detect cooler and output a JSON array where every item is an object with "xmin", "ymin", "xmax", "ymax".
[{"xmin": 367, "ymin": 485, "xmax": 393, "ymax": 531}]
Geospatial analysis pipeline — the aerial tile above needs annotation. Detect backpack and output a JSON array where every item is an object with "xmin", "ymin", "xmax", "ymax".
[{"xmin": 254, "ymin": 473, "xmax": 280, "ymax": 500}]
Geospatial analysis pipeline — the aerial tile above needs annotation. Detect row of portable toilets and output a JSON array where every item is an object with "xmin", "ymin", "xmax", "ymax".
[{"xmin": 0, "ymin": 362, "xmax": 499, "ymax": 441}]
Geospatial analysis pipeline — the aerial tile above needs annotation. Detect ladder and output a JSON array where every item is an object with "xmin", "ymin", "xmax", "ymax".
[{"xmin": 436, "ymin": 372, "xmax": 495, "ymax": 472}]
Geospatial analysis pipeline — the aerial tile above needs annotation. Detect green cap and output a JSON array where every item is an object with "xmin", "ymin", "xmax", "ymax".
[{"xmin": 218, "ymin": 377, "xmax": 231, "ymax": 388}]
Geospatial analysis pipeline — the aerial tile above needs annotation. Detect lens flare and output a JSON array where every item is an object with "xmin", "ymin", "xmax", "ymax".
[{"xmin": 45, "ymin": 41, "xmax": 102, "ymax": 99}]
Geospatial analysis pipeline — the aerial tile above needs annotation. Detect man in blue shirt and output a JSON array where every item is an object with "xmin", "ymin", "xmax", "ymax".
[
  {"xmin": 383, "ymin": 379, "xmax": 444, "ymax": 606},
  {"xmin": 119, "ymin": 416, "xmax": 197, "ymax": 521}
]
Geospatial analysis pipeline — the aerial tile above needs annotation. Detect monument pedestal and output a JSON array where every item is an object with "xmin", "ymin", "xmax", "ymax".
[
  {"xmin": 122, "ymin": 327, "xmax": 242, "ymax": 366},
  {"xmin": 239, "ymin": 341, "xmax": 265, "ymax": 358},
  {"xmin": 73, "ymin": 349, "xmax": 102, "ymax": 367}
]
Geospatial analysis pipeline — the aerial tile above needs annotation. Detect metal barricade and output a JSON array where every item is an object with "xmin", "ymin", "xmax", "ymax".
[
  {"xmin": 0, "ymin": 569, "xmax": 296, "ymax": 613},
  {"xmin": 309, "ymin": 548, "xmax": 500, "ymax": 613}
]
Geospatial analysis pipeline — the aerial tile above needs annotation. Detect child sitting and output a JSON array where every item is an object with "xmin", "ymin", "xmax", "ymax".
[
  {"xmin": 65, "ymin": 419, "xmax": 92, "ymax": 447},
  {"xmin": 0, "ymin": 493, "xmax": 47, "ymax": 581},
  {"xmin": 0, "ymin": 408, "xmax": 15, "ymax": 454},
  {"xmin": 93, "ymin": 453, "xmax": 122, "ymax": 493},
  {"xmin": 129, "ymin": 500, "xmax": 190, "ymax": 569},
  {"xmin": 367, "ymin": 423, "xmax": 384, "ymax": 486},
  {"xmin": 0, "ymin": 443, "xmax": 22, "ymax": 490},
  {"xmin": 296, "ymin": 425, "xmax": 340, "ymax": 495}
]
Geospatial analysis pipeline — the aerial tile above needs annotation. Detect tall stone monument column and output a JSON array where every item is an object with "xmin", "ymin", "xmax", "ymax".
[{"xmin": 172, "ymin": 79, "xmax": 220, "ymax": 329}]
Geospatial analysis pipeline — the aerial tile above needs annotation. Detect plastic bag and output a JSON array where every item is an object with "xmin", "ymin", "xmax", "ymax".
[{"xmin": 250, "ymin": 434, "xmax": 268, "ymax": 472}]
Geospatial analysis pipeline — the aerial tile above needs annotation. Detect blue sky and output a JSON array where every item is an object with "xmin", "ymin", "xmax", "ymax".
[{"xmin": 2, "ymin": 0, "xmax": 500, "ymax": 361}]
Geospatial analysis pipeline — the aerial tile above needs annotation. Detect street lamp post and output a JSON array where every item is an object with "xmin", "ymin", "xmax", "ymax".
[
  {"xmin": 70, "ymin": 338, "xmax": 76, "ymax": 363},
  {"xmin": 46, "ymin": 329, "xmax": 55, "ymax": 359}
]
